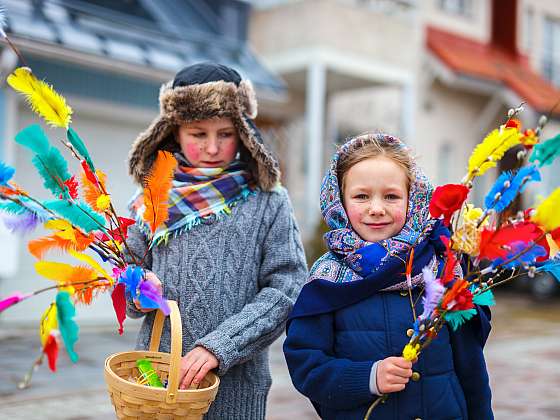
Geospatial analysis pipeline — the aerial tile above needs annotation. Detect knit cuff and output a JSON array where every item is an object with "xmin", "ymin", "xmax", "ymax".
[
  {"xmin": 194, "ymin": 330, "xmax": 238, "ymax": 375},
  {"xmin": 369, "ymin": 361, "xmax": 381, "ymax": 395},
  {"xmin": 342, "ymin": 360, "xmax": 376, "ymax": 404}
]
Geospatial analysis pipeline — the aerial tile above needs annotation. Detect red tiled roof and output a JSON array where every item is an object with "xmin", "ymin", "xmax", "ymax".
[{"xmin": 427, "ymin": 25, "xmax": 560, "ymax": 116}]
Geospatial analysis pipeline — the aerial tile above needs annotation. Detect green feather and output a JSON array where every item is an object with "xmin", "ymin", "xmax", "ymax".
[
  {"xmin": 43, "ymin": 199, "xmax": 106, "ymax": 232},
  {"xmin": 56, "ymin": 291, "xmax": 79, "ymax": 363},
  {"xmin": 31, "ymin": 149, "xmax": 71, "ymax": 197},
  {"xmin": 67, "ymin": 128, "xmax": 95, "ymax": 171},
  {"xmin": 0, "ymin": 197, "xmax": 52, "ymax": 221},
  {"xmin": 529, "ymin": 134, "xmax": 560, "ymax": 167},
  {"xmin": 444, "ymin": 309, "xmax": 477, "ymax": 331},
  {"xmin": 16, "ymin": 125, "xmax": 71, "ymax": 197},
  {"xmin": 472, "ymin": 290, "xmax": 496, "ymax": 307},
  {"xmin": 15, "ymin": 124, "xmax": 50, "ymax": 156}
]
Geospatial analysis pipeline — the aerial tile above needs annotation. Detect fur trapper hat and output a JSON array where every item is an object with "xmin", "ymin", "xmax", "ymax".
[{"xmin": 128, "ymin": 62, "xmax": 280, "ymax": 190}]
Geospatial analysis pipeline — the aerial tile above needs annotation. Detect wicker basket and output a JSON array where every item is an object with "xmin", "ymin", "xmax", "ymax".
[{"xmin": 104, "ymin": 300, "xmax": 220, "ymax": 419}]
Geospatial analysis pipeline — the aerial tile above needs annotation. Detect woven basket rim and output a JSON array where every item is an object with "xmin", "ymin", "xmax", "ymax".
[{"xmin": 104, "ymin": 350, "xmax": 220, "ymax": 400}]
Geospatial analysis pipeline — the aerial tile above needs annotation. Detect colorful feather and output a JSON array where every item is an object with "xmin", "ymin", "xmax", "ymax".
[
  {"xmin": 419, "ymin": 266, "xmax": 444, "ymax": 320},
  {"xmin": 68, "ymin": 249, "xmax": 112, "ymax": 282},
  {"xmin": 484, "ymin": 165, "xmax": 541, "ymax": 213},
  {"xmin": 28, "ymin": 232, "xmax": 93, "ymax": 260},
  {"xmin": 478, "ymin": 222, "xmax": 543, "ymax": 261},
  {"xmin": 15, "ymin": 125, "xmax": 72, "ymax": 197},
  {"xmin": 7, "ymin": 67, "xmax": 72, "ymax": 128},
  {"xmin": 43, "ymin": 333, "xmax": 59, "ymax": 372},
  {"xmin": 117, "ymin": 265, "xmax": 143, "ymax": 297},
  {"xmin": 444, "ymin": 308, "xmax": 477, "ymax": 331},
  {"xmin": 537, "ymin": 258, "xmax": 560, "ymax": 282},
  {"xmin": 472, "ymin": 290, "xmax": 496, "ymax": 307},
  {"xmin": 40, "ymin": 304, "xmax": 58, "ymax": 347},
  {"xmin": 43, "ymin": 199, "xmax": 106, "ymax": 232},
  {"xmin": 80, "ymin": 168, "xmax": 107, "ymax": 212},
  {"xmin": 2, "ymin": 212, "xmax": 40, "ymax": 234},
  {"xmin": 35, "ymin": 261, "xmax": 97, "ymax": 284},
  {"xmin": 138, "ymin": 280, "xmax": 170, "ymax": 315},
  {"xmin": 56, "ymin": 291, "xmax": 79, "ymax": 362},
  {"xmin": 0, "ymin": 292, "xmax": 32, "ymax": 313},
  {"xmin": 0, "ymin": 161, "xmax": 15, "ymax": 185},
  {"xmin": 0, "ymin": 196, "xmax": 52, "ymax": 222},
  {"xmin": 492, "ymin": 241, "xmax": 547, "ymax": 269},
  {"xmin": 467, "ymin": 127, "xmax": 521, "ymax": 179},
  {"xmin": 111, "ymin": 283, "xmax": 126, "ymax": 335},
  {"xmin": 67, "ymin": 128, "xmax": 95, "ymax": 171},
  {"xmin": 142, "ymin": 151, "xmax": 176, "ymax": 234},
  {"xmin": 529, "ymin": 134, "xmax": 560, "ymax": 167},
  {"xmin": 532, "ymin": 188, "xmax": 560, "ymax": 232}
]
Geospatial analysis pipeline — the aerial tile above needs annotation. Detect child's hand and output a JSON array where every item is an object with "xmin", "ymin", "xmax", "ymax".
[
  {"xmin": 179, "ymin": 346, "xmax": 219, "ymax": 389},
  {"xmin": 376, "ymin": 356, "xmax": 413, "ymax": 394},
  {"xmin": 133, "ymin": 272, "xmax": 162, "ymax": 312}
]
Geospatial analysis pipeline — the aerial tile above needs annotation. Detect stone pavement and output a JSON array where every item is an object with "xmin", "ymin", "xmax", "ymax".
[{"xmin": 0, "ymin": 292, "xmax": 559, "ymax": 419}]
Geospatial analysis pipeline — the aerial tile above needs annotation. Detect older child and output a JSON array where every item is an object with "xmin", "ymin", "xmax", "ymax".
[
  {"xmin": 284, "ymin": 133, "xmax": 493, "ymax": 419},
  {"xmin": 125, "ymin": 62, "xmax": 307, "ymax": 419}
]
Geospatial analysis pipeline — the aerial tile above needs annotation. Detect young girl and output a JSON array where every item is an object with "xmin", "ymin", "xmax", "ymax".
[
  {"xmin": 284, "ymin": 133, "xmax": 493, "ymax": 419},
  {"xmin": 124, "ymin": 62, "xmax": 307, "ymax": 419}
]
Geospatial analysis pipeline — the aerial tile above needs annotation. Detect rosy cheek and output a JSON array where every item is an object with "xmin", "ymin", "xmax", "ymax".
[
  {"xmin": 392, "ymin": 208, "xmax": 406, "ymax": 227},
  {"xmin": 184, "ymin": 143, "xmax": 200, "ymax": 161},
  {"xmin": 345, "ymin": 205, "xmax": 362, "ymax": 226},
  {"xmin": 221, "ymin": 142, "xmax": 238, "ymax": 160}
]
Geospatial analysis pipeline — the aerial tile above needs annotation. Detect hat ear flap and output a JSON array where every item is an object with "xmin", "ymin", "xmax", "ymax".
[{"xmin": 239, "ymin": 80, "xmax": 258, "ymax": 119}]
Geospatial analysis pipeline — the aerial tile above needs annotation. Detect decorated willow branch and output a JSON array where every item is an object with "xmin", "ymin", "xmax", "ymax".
[
  {"xmin": 0, "ymin": 20, "xmax": 176, "ymax": 388},
  {"xmin": 365, "ymin": 110, "xmax": 560, "ymax": 418}
]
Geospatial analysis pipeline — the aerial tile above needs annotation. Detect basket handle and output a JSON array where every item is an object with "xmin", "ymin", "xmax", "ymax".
[{"xmin": 148, "ymin": 300, "xmax": 182, "ymax": 404}]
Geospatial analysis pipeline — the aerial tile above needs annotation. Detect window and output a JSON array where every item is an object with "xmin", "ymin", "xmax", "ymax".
[
  {"xmin": 438, "ymin": 0, "xmax": 472, "ymax": 17},
  {"xmin": 523, "ymin": 7, "xmax": 534, "ymax": 52},
  {"xmin": 542, "ymin": 16, "xmax": 560, "ymax": 87}
]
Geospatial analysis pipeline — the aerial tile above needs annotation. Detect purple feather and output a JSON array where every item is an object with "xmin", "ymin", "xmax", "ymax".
[
  {"xmin": 420, "ymin": 266, "xmax": 445, "ymax": 320},
  {"xmin": 2, "ymin": 212, "xmax": 40, "ymax": 234},
  {"xmin": 138, "ymin": 280, "xmax": 170, "ymax": 315}
]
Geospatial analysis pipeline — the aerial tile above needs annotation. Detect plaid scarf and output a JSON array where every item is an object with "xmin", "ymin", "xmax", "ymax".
[{"xmin": 129, "ymin": 155, "xmax": 256, "ymax": 246}]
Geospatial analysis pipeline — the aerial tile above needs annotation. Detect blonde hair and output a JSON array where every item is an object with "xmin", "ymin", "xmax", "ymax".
[{"xmin": 337, "ymin": 133, "xmax": 414, "ymax": 194}]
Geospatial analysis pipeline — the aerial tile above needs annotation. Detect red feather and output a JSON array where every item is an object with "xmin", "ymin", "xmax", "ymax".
[
  {"xmin": 478, "ymin": 222, "xmax": 543, "ymax": 261},
  {"xmin": 43, "ymin": 334, "xmax": 59, "ymax": 372},
  {"xmin": 111, "ymin": 283, "xmax": 126, "ymax": 335}
]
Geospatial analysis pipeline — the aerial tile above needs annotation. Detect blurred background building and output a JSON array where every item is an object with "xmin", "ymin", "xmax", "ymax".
[{"xmin": 1, "ymin": 0, "xmax": 560, "ymax": 323}]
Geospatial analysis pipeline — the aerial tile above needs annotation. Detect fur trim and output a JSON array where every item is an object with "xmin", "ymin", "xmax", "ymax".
[{"xmin": 127, "ymin": 80, "xmax": 279, "ymax": 190}]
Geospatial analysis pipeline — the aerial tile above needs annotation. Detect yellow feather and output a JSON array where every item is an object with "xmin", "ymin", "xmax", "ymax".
[
  {"xmin": 467, "ymin": 127, "xmax": 521, "ymax": 179},
  {"xmin": 532, "ymin": 188, "xmax": 560, "ymax": 232},
  {"xmin": 68, "ymin": 249, "xmax": 113, "ymax": 282},
  {"xmin": 7, "ymin": 67, "xmax": 72, "ymax": 128},
  {"xmin": 35, "ymin": 261, "xmax": 96, "ymax": 283},
  {"xmin": 39, "ymin": 304, "xmax": 58, "ymax": 347}
]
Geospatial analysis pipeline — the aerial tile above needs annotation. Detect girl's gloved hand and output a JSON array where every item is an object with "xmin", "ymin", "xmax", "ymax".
[
  {"xmin": 376, "ymin": 356, "xmax": 413, "ymax": 394},
  {"xmin": 133, "ymin": 272, "xmax": 162, "ymax": 312},
  {"xmin": 179, "ymin": 346, "xmax": 219, "ymax": 389}
]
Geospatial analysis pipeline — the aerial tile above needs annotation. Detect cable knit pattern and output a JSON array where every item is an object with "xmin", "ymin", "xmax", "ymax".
[{"xmin": 125, "ymin": 188, "xmax": 307, "ymax": 419}]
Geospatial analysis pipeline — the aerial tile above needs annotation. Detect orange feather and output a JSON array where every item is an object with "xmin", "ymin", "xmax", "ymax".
[
  {"xmin": 142, "ymin": 151, "xmax": 177, "ymax": 234},
  {"xmin": 28, "ymin": 232, "xmax": 94, "ymax": 259},
  {"xmin": 80, "ymin": 169, "xmax": 107, "ymax": 211}
]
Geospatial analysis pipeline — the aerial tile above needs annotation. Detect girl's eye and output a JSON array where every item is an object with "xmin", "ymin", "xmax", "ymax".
[
  {"xmin": 219, "ymin": 131, "xmax": 235, "ymax": 139},
  {"xmin": 354, "ymin": 194, "xmax": 368, "ymax": 200},
  {"xmin": 386, "ymin": 194, "xmax": 401, "ymax": 200},
  {"xmin": 192, "ymin": 132, "xmax": 206, "ymax": 139}
]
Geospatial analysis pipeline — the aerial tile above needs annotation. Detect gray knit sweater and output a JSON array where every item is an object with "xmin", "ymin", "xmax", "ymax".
[{"xmin": 125, "ymin": 187, "xmax": 307, "ymax": 419}]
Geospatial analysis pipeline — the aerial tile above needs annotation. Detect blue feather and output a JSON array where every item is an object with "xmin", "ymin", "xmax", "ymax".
[
  {"xmin": 537, "ymin": 258, "xmax": 560, "ymax": 282},
  {"xmin": 484, "ymin": 165, "xmax": 540, "ymax": 212},
  {"xmin": 43, "ymin": 199, "xmax": 106, "ymax": 232},
  {"xmin": 118, "ymin": 265, "xmax": 143, "ymax": 298},
  {"xmin": 0, "ymin": 161, "xmax": 15, "ymax": 186},
  {"xmin": 492, "ymin": 241, "xmax": 547, "ymax": 269}
]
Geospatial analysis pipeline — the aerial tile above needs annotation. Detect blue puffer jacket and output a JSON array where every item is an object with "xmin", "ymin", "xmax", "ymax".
[{"xmin": 284, "ymin": 289, "xmax": 493, "ymax": 420}]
